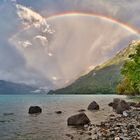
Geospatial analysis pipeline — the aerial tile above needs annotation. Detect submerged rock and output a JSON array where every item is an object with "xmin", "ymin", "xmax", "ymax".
[
  {"xmin": 67, "ymin": 113, "xmax": 90, "ymax": 126},
  {"xmin": 55, "ymin": 111, "xmax": 62, "ymax": 114},
  {"xmin": 3, "ymin": 113, "xmax": 14, "ymax": 116},
  {"xmin": 87, "ymin": 101, "xmax": 99, "ymax": 111},
  {"xmin": 78, "ymin": 109, "xmax": 86, "ymax": 112},
  {"xmin": 28, "ymin": 106, "xmax": 42, "ymax": 114}
]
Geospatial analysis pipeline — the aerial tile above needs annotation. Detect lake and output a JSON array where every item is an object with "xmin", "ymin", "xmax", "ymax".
[{"xmin": 0, "ymin": 94, "xmax": 127, "ymax": 140}]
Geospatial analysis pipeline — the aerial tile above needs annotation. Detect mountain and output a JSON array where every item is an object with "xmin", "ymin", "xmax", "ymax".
[
  {"xmin": 0, "ymin": 80, "xmax": 38, "ymax": 94},
  {"xmin": 49, "ymin": 40, "xmax": 140, "ymax": 94}
]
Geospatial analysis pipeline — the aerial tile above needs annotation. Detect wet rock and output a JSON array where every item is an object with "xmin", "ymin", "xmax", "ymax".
[
  {"xmin": 3, "ymin": 113, "xmax": 14, "ymax": 116},
  {"xmin": 87, "ymin": 101, "xmax": 99, "ymax": 111},
  {"xmin": 79, "ymin": 131, "xmax": 84, "ymax": 135},
  {"xmin": 28, "ymin": 106, "xmax": 42, "ymax": 114},
  {"xmin": 112, "ymin": 98, "xmax": 121, "ymax": 109},
  {"xmin": 127, "ymin": 102, "xmax": 137, "ymax": 107},
  {"xmin": 55, "ymin": 111, "xmax": 62, "ymax": 114},
  {"xmin": 87, "ymin": 132, "xmax": 92, "ymax": 136},
  {"xmin": 127, "ymin": 124, "xmax": 135, "ymax": 130},
  {"xmin": 78, "ymin": 109, "xmax": 86, "ymax": 112},
  {"xmin": 123, "ymin": 111, "xmax": 128, "ymax": 117},
  {"xmin": 116, "ymin": 100, "xmax": 130, "ymax": 114},
  {"xmin": 108, "ymin": 102, "xmax": 113, "ymax": 107},
  {"xmin": 67, "ymin": 113, "xmax": 90, "ymax": 126},
  {"xmin": 89, "ymin": 127, "xmax": 92, "ymax": 131},
  {"xmin": 65, "ymin": 134, "xmax": 74, "ymax": 140}
]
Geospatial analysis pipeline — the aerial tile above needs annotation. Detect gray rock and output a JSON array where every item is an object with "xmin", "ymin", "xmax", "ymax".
[
  {"xmin": 113, "ymin": 98, "xmax": 121, "ymax": 109},
  {"xmin": 116, "ymin": 100, "xmax": 130, "ymax": 114},
  {"xmin": 87, "ymin": 101, "xmax": 99, "ymax": 111},
  {"xmin": 67, "ymin": 113, "xmax": 90, "ymax": 126}
]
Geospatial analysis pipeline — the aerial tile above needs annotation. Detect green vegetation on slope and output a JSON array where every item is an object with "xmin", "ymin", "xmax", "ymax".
[
  {"xmin": 49, "ymin": 40, "xmax": 139, "ymax": 94},
  {"xmin": 117, "ymin": 40, "xmax": 140, "ymax": 95}
]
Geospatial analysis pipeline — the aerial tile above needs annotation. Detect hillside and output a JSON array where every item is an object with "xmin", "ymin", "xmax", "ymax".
[
  {"xmin": 0, "ymin": 80, "xmax": 38, "ymax": 94},
  {"xmin": 49, "ymin": 40, "xmax": 140, "ymax": 94}
]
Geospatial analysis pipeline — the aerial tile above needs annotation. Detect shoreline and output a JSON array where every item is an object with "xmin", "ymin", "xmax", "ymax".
[{"xmin": 65, "ymin": 98, "xmax": 140, "ymax": 140}]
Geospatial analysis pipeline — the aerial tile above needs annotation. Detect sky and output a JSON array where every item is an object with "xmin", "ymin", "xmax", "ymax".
[{"xmin": 0, "ymin": 0, "xmax": 140, "ymax": 90}]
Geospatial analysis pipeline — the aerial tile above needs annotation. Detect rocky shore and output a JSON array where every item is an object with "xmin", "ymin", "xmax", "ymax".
[{"xmin": 65, "ymin": 98, "xmax": 140, "ymax": 140}]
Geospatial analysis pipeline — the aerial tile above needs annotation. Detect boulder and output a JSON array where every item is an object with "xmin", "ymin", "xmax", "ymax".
[
  {"xmin": 110, "ymin": 99, "xmax": 130, "ymax": 114},
  {"xmin": 67, "ymin": 113, "xmax": 90, "ymax": 126},
  {"xmin": 116, "ymin": 100, "xmax": 130, "ymax": 114},
  {"xmin": 28, "ymin": 106, "xmax": 42, "ymax": 114},
  {"xmin": 112, "ymin": 98, "xmax": 121, "ymax": 109},
  {"xmin": 87, "ymin": 101, "xmax": 99, "ymax": 111}
]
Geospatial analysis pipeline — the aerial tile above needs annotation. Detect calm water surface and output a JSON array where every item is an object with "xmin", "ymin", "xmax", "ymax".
[{"xmin": 0, "ymin": 94, "xmax": 127, "ymax": 140}]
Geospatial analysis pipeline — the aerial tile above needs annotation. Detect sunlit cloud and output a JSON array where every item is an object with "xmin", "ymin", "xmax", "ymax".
[{"xmin": 1, "ymin": 1, "xmax": 140, "ymax": 90}]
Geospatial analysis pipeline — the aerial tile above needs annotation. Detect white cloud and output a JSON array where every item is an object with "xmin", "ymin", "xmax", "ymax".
[{"xmin": 18, "ymin": 40, "xmax": 32, "ymax": 48}]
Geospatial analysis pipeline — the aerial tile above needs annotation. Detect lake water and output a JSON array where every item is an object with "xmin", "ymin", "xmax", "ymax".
[{"xmin": 0, "ymin": 94, "xmax": 128, "ymax": 140}]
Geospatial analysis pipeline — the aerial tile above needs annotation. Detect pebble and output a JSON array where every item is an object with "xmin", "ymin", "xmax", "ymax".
[{"xmin": 67, "ymin": 99, "xmax": 140, "ymax": 140}]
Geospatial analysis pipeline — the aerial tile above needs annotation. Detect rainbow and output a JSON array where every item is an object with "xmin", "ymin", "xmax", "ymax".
[{"xmin": 46, "ymin": 12, "xmax": 140, "ymax": 36}]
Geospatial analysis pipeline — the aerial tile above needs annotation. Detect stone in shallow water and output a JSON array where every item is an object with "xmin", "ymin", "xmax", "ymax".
[
  {"xmin": 55, "ymin": 111, "xmax": 62, "ymax": 114},
  {"xmin": 67, "ymin": 113, "xmax": 90, "ymax": 126},
  {"xmin": 3, "ymin": 113, "xmax": 14, "ymax": 116},
  {"xmin": 116, "ymin": 100, "xmax": 130, "ymax": 114},
  {"xmin": 78, "ymin": 109, "xmax": 86, "ymax": 112},
  {"xmin": 87, "ymin": 101, "xmax": 99, "ymax": 111},
  {"xmin": 28, "ymin": 106, "xmax": 42, "ymax": 114}
]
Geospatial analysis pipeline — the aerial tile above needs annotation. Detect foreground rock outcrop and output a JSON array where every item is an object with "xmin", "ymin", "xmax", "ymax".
[
  {"xmin": 87, "ymin": 101, "xmax": 99, "ymax": 111},
  {"xmin": 67, "ymin": 113, "xmax": 90, "ymax": 126},
  {"xmin": 109, "ymin": 98, "xmax": 130, "ymax": 114},
  {"xmin": 66, "ymin": 98, "xmax": 140, "ymax": 140},
  {"xmin": 28, "ymin": 106, "xmax": 42, "ymax": 114}
]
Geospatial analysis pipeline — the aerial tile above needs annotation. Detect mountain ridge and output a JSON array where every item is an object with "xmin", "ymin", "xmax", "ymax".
[
  {"xmin": 0, "ymin": 80, "xmax": 38, "ymax": 94},
  {"xmin": 49, "ymin": 40, "xmax": 140, "ymax": 94}
]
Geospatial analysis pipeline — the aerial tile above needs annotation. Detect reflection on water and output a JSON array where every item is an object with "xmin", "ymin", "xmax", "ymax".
[{"xmin": 0, "ymin": 94, "xmax": 127, "ymax": 140}]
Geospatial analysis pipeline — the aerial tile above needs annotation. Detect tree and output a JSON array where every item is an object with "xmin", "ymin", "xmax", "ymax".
[{"xmin": 117, "ymin": 43, "xmax": 140, "ymax": 95}]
